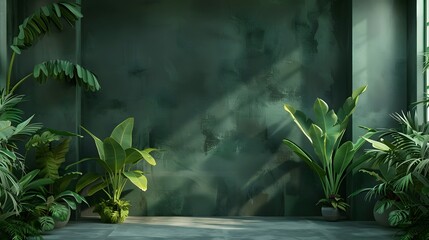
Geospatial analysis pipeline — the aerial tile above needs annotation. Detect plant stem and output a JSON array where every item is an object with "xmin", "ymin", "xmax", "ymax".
[
  {"xmin": 9, "ymin": 73, "xmax": 32, "ymax": 94},
  {"xmin": 6, "ymin": 52, "xmax": 16, "ymax": 94}
]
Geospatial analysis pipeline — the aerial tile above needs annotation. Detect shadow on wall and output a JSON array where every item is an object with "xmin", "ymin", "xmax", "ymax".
[{"xmin": 78, "ymin": 0, "xmax": 346, "ymax": 216}]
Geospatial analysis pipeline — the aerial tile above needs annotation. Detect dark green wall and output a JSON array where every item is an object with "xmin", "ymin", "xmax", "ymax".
[
  {"xmin": 7, "ymin": 0, "xmax": 415, "ymax": 218},
  {"xmin": 80, "ymin": 0, "xmax": 350, "ymax": 216}
]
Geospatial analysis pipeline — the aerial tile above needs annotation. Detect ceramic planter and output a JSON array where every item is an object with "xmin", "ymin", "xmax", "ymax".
[
  {"xmin": 373, "ymin": 200, "xmax": 397, "ymax": 227},
  {"xmin": 54, "ymin": 207, "xmax": 71, "ymax": 228},
  {"xmin": 321, "ymin": 207, "xmax": 341, "ymax": 221}
]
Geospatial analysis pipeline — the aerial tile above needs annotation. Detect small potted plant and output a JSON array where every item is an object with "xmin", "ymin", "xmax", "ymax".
[
  {"xmin": 68, "ymin": 117, "xmax": 157, "ymax": 223},
  {"xmin": 283, "ymin": 86, "xmax": 374, "ymax": 220}
]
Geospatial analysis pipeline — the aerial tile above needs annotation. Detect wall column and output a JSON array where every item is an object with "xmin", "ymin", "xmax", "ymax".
[
  {"xmin": 0, "ymin": 0, "xmax": 9, "ymax": 88},
  {"xmin": 350, "ymin": 0, "xmax": 408, "ymax": 220}
]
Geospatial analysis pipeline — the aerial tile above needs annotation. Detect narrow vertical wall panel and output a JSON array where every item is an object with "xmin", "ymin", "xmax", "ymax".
[
  {"xmin": 0, "ymin": 0, "xmax": 8, "ymax": 88},
  {"xmin": 351, "ymin": 0, "xmax": 408, "ymax": 220}
]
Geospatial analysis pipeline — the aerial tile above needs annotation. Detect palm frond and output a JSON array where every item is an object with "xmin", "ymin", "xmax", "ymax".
[
  {"xmin": 11, "ymin": 2, "xmax": 82, "ymax": 54},
  {"xmin": 0, "ymin": 91, "xmax": 24, "ymax": 123},
  {"xmin": 33, "ymin": 60, "xmax": 101, "ymax": 92}
]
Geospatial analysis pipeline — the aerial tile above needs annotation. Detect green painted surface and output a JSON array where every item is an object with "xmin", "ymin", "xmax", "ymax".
[
  {"xmin": 0, "ymin": 0, "xmax": 8, "ymax": 88},
  {"xmin": 351, "ymin": 0, "xmax": 408, "ymax": 220},
  {"xmin": 80, "ymin": 0, "xmax": 349, "ymax": 216},
  {"xmin": 8, "ymin": 0, "xmax": 412, "ymax": 218}
]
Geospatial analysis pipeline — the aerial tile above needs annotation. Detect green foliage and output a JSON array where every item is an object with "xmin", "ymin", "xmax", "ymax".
[
  {"xmin": 69, "ymin": 118, "xmax": 157, "ymax": 218},
  {"xmin": 11, "ymin": 2, "xmax": 82, "ymax": 54},
  {"xmin": 0, "ymin": 92, "xmax": 42, "ymax": 216},
  {"xmin": 38, "ymin": 215, "xmax": 55, "ymax": 232},
  {"xmin": 94, "ymin": 199, "xmax": 130, "ymax": 223},
  {"xmin": 283, "ymin": 86, "xmax": 371, "ymax": 211},
  {"xmin": 317, "ymin": 195, "xmax": 349, "ymax": 212},
  {"xmin": 358, "ymin": 111, "xmax": 429, "ymax": 239},
  {"xmin": 33, "ymin": 60, "xmax": 100, "ymax": 92},
  {"xmin": 6, "ymin": 2, "xmax": 100, "ymax": 94},
  {"xmin": 26, "ymin": 130, "xmax": 70, "ymax": 180},
  {"xmin": 0, "ymin": 218, "xmax": 43, "ymax": 240}
]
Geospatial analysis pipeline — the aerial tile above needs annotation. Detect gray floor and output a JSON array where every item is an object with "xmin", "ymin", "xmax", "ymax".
[{"xmin": 41, "ymin": 217, "xmax": 397, "ymax": 240}]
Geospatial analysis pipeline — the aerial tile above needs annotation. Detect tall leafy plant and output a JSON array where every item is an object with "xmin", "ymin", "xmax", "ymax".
[
  {"xmin": 359, "ymin": 112, "xmax": 429, "ymax": 240},
  {"xmin": 6, "ymin": 2, "xmax": 100, "ymax": 94},
  {"xmin": 283, "ymin": 86, "xmax": 373, "ymax": 211},
  {"xmin": 68, "ymin": 117, "xmax": 157, "ymax": 223}
]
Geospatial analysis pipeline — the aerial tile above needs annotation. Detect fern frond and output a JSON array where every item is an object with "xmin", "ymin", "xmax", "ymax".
[
  {"xmin": 11, "ymin": 2, "xmax": 82, "ymax": 54},
  {"xmin": 33, "ymin": 60, "xmax": 100, "ymax": 92}
]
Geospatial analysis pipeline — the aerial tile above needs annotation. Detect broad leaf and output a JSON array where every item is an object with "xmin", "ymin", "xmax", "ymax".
[
  {"xmin": 363, "ymin": 137, "xmax": 391, "ymax": 151},
  {"xmin": 313, "ymin": 98, "xmax": 337, "ymax": 131},
  {"xmin": 123, "ymin": 171, "xmax": 148, "ymax": 191},
  {"xmin": 81, "ymin": 126, "xmax": 105, "ymax": 160},
  {"xmin": 337, "ymin": 85, "xmax": 367, "ymax": 127},
  {"xmin": 284, "ymin": 104, "xmax": 313, "ymax": 143},
  {"xmin": 110, "ymin": 118, "xmax": 133, "ymax": 149},
  {"xmin": 87, "ymin": 181, "xmax": 109, "ymax": 196},
  {"xmin": 103, "ymin": 137, "xmax": 126, "ymax": 173},
  {"xmin": 283, "ymin": 139, "xmax": 325, "ymax": 178},
  {"xmin": 333, "ymin": 141, "xmax": 355, "ymax": 176},
  {"xmin": 308, "ymin": 124, "xmax": 329, "ymax": 166},
  {"xmin": 75, "ymin": 173, "xmax": 101, "ymax": 193}
]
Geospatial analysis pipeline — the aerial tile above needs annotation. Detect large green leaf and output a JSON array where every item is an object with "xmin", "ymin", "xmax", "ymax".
[
  {"xmin": 363, "ymin": 137, "xmax": 391, "ymax": 151},
  {"xmin": 141, "ymin": 148, "xmax": 157, "ymax": 166},
  {"xmin": 75, "ymin": 173, "xmax": 101, "ymax": 193},
  {"xmin": 110, "ymin": 118, "xmax": 134, "ymax": 149},
  {"xmin": 81, "ymin": 126, "xmax": 105, "ymax": 160},
  {"xmin": 123, "ymin": 170, "xmax": 148, "ymax": 192},
  {"xmin": 0, "ymin": 121, "xmax": 14, "ymax": 140},
  {"xmin": 333, "ymin": 141, "xmax": 355, "ymax": 176},
  {"xmin": 313, "ymin": 98, "xmax": 338, "ymax": 131},
  {"xmin": 103, "ymin": 137, "xmax": 126, "ymax": 173},
  {"xmin": 33, "ymin": 60, "xmax": 101, "ymax": 92},
  {"xmin": 283, "ymin": 139, "xmax": 325, "ymax": 179},
  {"xmin": 66, "ymin": 157, "xmax": 110, "ymax": 173},
  {"xmin": 87, "ymin": 181, "xmax": 109, "ymax": 197},
  {"xmin": 283, "ymin": 104, "xmax": 313, "ymax": 143},
  {"xmin": 337, "ymin": 85, "xmax": 367, "ymax": 127},
  {"xmin": 54, "ymin": 172, "xmax": 81, "ymax": 194},
  {"xmin": 11, "ymin": 2, "xmax": 82, "ymax": 54},
  {"xmin": 308, "ymin": 124, "xmax": 329, "ymax": 166},
  {"xmin": 126, "ymin": 148, "xmax": 157, "ymax": 166}
]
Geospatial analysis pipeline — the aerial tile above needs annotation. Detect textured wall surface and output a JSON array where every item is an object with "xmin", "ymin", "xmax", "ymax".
[
  {"xmin": 81, "ymin": 0, "xmax": 349, "ymax": 216},
  {"xmin": 11, "ymin": 0, "xmax": 81, "ymax": 166},
  {"xmin": 8, "ymin": 0, "xmax": 411, "ymax": 218},
  {"xmin": 350, "ymin": 0, "xmax": 408, "ymax": 220}
]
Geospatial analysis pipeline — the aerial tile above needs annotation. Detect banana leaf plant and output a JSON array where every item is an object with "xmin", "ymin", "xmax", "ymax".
[
  {"xmin": 283, "ymin": 86, "xmax": 374, "ymax": 211},
  {"xmin": 6, "ymin": 2, "xmax": 100, "ymax": 95},
  {"xmin": 67, "ymin": 117, "xmax": 157, "ymax": 223}
]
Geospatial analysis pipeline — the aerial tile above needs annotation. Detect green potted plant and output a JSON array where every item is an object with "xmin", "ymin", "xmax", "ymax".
[
  {"xmin": 354, "ymin": 112, "xmax": 429, "ymax": 238},
  {"xmin": 26, "ymin": 130, "xmax": 88, "ymax": 228},
  {"xmin": 283, "ymin": 86, "xmax": 373, "ymax": 221},
  {"xmin": 68, "ymin": 117, "xmax": 157, "ymax": 223}
]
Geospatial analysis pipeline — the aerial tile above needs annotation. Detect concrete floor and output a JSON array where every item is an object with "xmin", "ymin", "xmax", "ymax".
[{"xmin": 41, "ymin": 217, "xmax": 396, "ymax": 240}]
